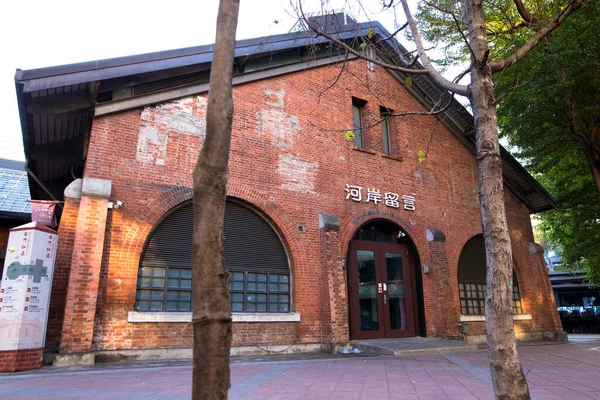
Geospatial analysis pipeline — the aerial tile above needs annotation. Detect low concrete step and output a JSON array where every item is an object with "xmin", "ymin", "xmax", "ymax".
[{"xmin": 351, "ymin": 337, "xmax": 477, "ymax": 356}]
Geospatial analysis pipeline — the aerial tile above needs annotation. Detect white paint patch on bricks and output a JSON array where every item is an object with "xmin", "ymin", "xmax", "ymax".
[
  {"xmin": 264, "ymin": 87, "xmax": 285, "ymax": 108},
  {"xmin": 137, "ymin": 97, "xmax": 207, "ymax": 165},
  {"xmin": 256, "ymin": 87, "xmax": 301, "ymax": 150},
  {"xmin": 136, "ymin": 125, "xmax": 167, "ymax": 165},
  {"xmin": 256, "ymin": 84, "xmax": 318, "ymax": 194},
  {"xmin": 256, "ymin": 109, "xmax": 301, "ymax": 149},
  {"xmin": 278, "ymin": 153, "xmax": 318, "ymax": 194}
]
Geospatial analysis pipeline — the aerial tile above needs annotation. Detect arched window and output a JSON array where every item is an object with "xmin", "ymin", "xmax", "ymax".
[
  {"xmin": 135, "ymin": 199, "xmax": 290, "ymax": 313},
  {"xmin": 457, "ymin": 235, "xmax": 523, "ymax": 315}
]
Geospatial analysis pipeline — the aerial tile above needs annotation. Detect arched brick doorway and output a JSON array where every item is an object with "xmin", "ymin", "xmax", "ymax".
[{"xmin": 347, "ymin": 219, "xmax": 421, "ymax": 340}]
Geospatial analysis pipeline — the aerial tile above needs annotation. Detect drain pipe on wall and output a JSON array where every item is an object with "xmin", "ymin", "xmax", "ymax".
[{"xmin": 25, "ymin": 159, "xmax": 64, "ymax": 210}]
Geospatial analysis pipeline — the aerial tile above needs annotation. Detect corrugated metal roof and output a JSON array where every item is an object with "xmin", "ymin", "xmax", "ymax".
[{"xmin": 0, "ymin": 159, "xmax": 31, "ymax": 217}]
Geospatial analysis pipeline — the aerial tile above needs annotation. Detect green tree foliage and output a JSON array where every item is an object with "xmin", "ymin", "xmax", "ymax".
[
  {"xmin": 495, "ymin": 1, "xmax": 600, "ymax": 283},
  {"xmin": 534, "ymin": 156, "xmax": 600, "ymax": 284},
  {"xmin": 415, "ymin": 0, "xmax": 574, "ymax": 70}
]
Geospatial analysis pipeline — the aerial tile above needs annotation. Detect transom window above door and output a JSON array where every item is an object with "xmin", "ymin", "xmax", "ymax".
[{"xmin": 353, "ymin": 220, "xmax": 411, "ymax": 245}]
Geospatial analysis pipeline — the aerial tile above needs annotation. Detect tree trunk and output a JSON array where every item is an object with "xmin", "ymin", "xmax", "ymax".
[
  {"xmin": 192, "ymin": 1, "xmax": 240, "ymax": 399},
  {"xmin": 463, "ymin": 0, "xmax": 531, "ymax": 399},
  {"xmin": 572, "ymin": 124, "xmax": 600, "ymax": 198},
  {"xmin": 582, "ymin": 146, "xmax": 600, "ymax": 198}
]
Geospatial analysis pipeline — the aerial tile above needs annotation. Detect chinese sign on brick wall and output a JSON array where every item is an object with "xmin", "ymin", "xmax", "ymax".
[{"xmin": 345, "ymin": 184, "xmax": 415, "ymax": 211}]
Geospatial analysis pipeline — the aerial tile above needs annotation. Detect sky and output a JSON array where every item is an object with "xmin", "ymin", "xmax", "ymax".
[{"xmin": 0, "ymin": 0, "xmax": 451, "ymax": 162}]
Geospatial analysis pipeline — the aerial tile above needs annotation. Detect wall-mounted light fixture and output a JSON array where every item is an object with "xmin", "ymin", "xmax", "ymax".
[
  {"xmin": 426, "ymin": 228, "xmax": 446, "ymax": 243},
  {"xmin": 318, "ymin": 212, "xmax": 340, "ymax": 231},
  {"xmin": 107, "ymin": 200, "xmax": 124, "ymax": 210}
]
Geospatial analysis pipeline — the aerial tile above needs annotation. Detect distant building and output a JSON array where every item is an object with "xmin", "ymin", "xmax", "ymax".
[
  {"xmin": 544, "ymin": 249, "xmax": 562, "ymax": 272},
  {"xmin": 550, "ymin": 270, "xmax": 599, "ymax": 308},
  {"xmin": 0, "ymin": 159, "xmax": 31, "ymax": 276},
  {"xmin": 544, "ymin": 250, "xmax": 599, "ymax": 309}
]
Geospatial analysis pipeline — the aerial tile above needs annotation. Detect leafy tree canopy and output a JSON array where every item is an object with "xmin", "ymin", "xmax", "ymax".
[
  {"xmin": 495, "ymin": 0, "xmax": 600, "ymax": 284},
  {"xmin": 416, "ymin": 0, "xmax": 600, "ymax": 283},
  {"xmin": 415, "ymin": 0, "xmax": 579, "ymax": 70}
]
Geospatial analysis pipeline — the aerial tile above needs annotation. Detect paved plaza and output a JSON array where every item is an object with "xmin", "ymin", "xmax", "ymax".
[{"xmin": 1, "ymin": 337, "xmax": 599, "ymax": 399}]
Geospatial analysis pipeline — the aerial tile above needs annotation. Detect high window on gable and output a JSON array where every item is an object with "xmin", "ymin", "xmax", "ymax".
[
  {"xmin": 352, "ymin": 97, "xmax": 366, "ymax": 148},
  {"xmin": 135, "ymin": 198, "xmax": 291, "ymax": 313},
  {"xmin": 380, "ymin": 106, "xmax": 393, "ymax": 156}
]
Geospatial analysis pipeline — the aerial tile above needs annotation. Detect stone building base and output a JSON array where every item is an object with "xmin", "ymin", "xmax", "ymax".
[
  {"xmin": 49, "ymin": 343, "xmax": 332, "ymax": 367},
  {"xmin": 465, "ymin": 330, "xmax": 568, "ymax": 345}
]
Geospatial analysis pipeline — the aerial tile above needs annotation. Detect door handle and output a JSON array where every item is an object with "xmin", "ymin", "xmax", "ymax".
[
  {"xmin": 383, "ymin": 294, "xmax": 387, "ymax": 305},
  {"xmin": 383, "ymin": 283, "xmax": 387, "ymax": 292}
]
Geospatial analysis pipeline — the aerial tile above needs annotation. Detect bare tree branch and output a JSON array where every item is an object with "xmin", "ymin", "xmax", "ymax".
[
  {"xmin": 490, "ymin": 0, "xmax": 585, "ymax": 72},
  {"xmin": 316, "ymin": 50, "xmax": 350, "ymax": 99},
  {"xmin": 308, "ymin": 90, "xmax": 455, "ymax": 134},
  {"xmin": 397, "ymin": 0, "xmax": 469, "ymax": 95},
  {"xmin": 451, "ymin": 12, "xmax": 476, "ymax": 61},
  {"xmin": 297, "ymin": 2, "xmax": 430, "ymax": 75},
  {"xmin": 486, "ymin": 21, "xmax": 532, "ymax": 37},
  {"xmin": 384, "ymin": 21, "xmax": 409, "ymax": 39},
  {"xmin": 421, "ymin": 0, "xmax": 455, "ymax": 15},
  {"xmin": 494, "ymin": 71, "xmax": 535, "ymax": 104},
  {"xmin": 422, "ymin": 118, "xmax": 441, "ymax": 160},
  {"xmin": 297, "ymin": 1, "xmax": 468, "ymax": 96},
  {"xmin": 512, "ymin": 0, "xmax": 536, "ymax": 23},
  {"xmin": 453, "ymin": 67, "xmax": 470, "ymax": 83}
]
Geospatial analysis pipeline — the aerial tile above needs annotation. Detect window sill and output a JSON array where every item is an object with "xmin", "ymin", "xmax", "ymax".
[
  {"xmin": 382, "ymin": 154, "xmax": 403, "ymax": 162},
  {"xmin": 459, "ymin": 314, "xmax": 532, "ymax": 322},
  {"xmin": 351, "ymin": 147, "xmax": 377, "ymax": 155},
  {"xmin": 127, "ymin": 311, "xmax": 301, "ymax": 323},
  {"xmin": 350, "ymin": 147, "xmax": 402, "ymax": 161}
]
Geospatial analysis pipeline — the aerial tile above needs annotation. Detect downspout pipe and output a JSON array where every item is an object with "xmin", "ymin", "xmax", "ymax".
[{"xmin": 24, "ymin": 159, "xmax": 64, "ymax": 210}]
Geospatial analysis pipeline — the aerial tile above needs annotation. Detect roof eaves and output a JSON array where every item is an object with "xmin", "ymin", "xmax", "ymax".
[{"xmin": 16, "ymin": 29, "xmax": 370, "ymax": 93}]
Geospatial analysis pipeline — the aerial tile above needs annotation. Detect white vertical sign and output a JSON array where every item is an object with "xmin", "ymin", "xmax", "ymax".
[{"xmin": 0, "ymin": 222, "xmax": 58, "ymax": 351}]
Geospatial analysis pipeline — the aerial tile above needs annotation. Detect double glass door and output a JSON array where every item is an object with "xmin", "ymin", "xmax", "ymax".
[{"xmin": 349, "ymin": 240, "xmax": 417, "ymax": 339}]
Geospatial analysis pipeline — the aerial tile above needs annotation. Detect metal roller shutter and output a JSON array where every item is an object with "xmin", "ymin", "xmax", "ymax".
[{"xmin": 140, "ymin": 199, "xmax": 289, "ymax": 273}]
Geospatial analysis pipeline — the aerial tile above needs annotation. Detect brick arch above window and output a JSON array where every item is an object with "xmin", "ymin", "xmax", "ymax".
[
  {"xmin": 120, "ymin": 183, "xmax": 302, "ymax": 279},
  {"xmin": 135, "ymin": 198, "xmax": 291, "ymax": 313}
]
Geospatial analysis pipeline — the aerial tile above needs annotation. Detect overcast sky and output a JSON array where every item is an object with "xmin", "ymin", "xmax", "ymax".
[{"xmin": 0, "ymin": 0, "xmax": 434, "ymax": 162}]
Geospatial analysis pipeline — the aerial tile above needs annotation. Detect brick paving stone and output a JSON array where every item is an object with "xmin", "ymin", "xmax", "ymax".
[{"xmin": 0, "ymin": 341, "xmax": 599, "ymax": 399}]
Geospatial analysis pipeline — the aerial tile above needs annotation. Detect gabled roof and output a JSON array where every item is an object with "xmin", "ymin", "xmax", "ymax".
[
  {"xmin": 0, "ymin": 159, "xmax": 31, "ymax": 219},
  {"xmin": 14, "ymin": 18, "xmax": 556, "ymax": 213}
]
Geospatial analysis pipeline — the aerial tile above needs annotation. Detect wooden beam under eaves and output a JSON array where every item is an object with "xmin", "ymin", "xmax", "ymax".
[
  {"xmin": 27, "ymin": 90, "xmax": 92, "ymax": 116},
  {"xmin": 30, "ymin": 137, "xmax": 84, "ymax": 166}
]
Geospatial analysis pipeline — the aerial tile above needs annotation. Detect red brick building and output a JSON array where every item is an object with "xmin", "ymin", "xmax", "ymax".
[{"xmin": 14, "ymin": 17, "xmax": 564, "ymax": 365}]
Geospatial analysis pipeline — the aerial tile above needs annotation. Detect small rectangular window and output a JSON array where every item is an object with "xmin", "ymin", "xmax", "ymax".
[
  {"xmin": 352, "ymin": 98, "xmax": 366, "ymax": 148},
  {"xmin": 380, "ymin": 107, "xmax": 393, "ymax": 156}
]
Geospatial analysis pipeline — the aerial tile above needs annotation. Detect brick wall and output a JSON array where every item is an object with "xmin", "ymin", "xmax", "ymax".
[
  {"xmin": 45, "ymin": 198, "xmax": 79, "ymax": 352},
  {"xmin": 0, "ymin": 348, "xmax": 43, "ymax": 372},
  {"xmin": 59, "ymin": 195, "xmax": 109, "ymax": 353},
  {"xmin": 46, "ymin": 58, "xmax": 562, "ymax": 352}
]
